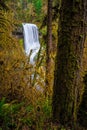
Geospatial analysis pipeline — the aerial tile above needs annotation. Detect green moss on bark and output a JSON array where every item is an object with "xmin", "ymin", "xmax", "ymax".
[{"xmin": 52, "ymin": 0, "xmax": 87, "ymax": 127}]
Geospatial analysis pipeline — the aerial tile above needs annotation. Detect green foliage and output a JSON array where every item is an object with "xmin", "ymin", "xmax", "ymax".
[
  {"xmin": 42, "ymin": 97, "xmax": 52, "ymax": 117},
  {"xmin": 0, "ymin": 1, "xmax": 54, "ymax": 129},
  {"xmin": 0, "ymin": 9, "xmax": 50, "ymax": 130},
  {"xmin": 33, "ymin": 0, "xmax": 42, "ymax": 15},
  {"xmin": 0, "ymin": 97, "xmax": 52, "ymax": 130},
  {"xmin": 0, "ymin": 98, "xmax": 25, "ymax": 129},
  {"xmin": 34, "ymin": 0, "xmax": 42, "ymax": 15},
  {"xmin": 19, "ymin": 38, "xmax": 23, "ymax": 46}
]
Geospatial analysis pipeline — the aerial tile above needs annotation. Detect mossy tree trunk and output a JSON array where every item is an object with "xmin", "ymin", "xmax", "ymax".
[
  {"xmin": 45, "ymin": 0, "xmax": 53, "ymax": 96},
  {"xmin": 52, "ymin": 0, "xmax": 87, "ymax": 127},
  {"xmin": 78, "ymin": 72, "xmax": 87, "ymax": 127}
]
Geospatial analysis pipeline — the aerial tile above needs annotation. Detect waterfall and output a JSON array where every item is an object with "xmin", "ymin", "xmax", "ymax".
[{"xmin": 22, "ymin": 23, "xmax": 40, "ymax": 64}]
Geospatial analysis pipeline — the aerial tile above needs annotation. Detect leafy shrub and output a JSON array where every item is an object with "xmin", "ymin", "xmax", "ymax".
[{"xmin": 0, "ymin": 98, "xmax": 23, "ymax": 129}]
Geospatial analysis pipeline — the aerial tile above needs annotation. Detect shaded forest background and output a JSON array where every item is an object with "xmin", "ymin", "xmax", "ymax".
[{"xmin": 0, "ymin": 0, "xmax": 87, "ymax": 130}]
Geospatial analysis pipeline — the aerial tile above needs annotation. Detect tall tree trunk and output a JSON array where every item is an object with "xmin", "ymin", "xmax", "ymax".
[
  {"xmin": 52, "ymin": 0, "xmax": 87, "ymax": 127},
  {"xmin": 78, "ymin": 72, "xmax": 87, "ymax": 127},
  {"xmin": 45, "ymin": 0, "xmax": 53, "ymax": 96}
]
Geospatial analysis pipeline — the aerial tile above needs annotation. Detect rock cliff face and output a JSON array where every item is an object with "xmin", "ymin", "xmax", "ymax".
[{"xmin": 12, "ymin": 26, "xmax": 23, "ymax": 39}]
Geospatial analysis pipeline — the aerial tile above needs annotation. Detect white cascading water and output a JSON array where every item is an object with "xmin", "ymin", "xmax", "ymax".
[{"xmin": 22, "ymin": 23, "xmax": 40, "ymax": 64}]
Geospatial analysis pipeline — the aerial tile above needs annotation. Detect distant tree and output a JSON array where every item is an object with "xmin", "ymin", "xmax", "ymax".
[
  {"xmin": 52, "ymin": 0, "xmax": 87, "ymax": 128},
  {"xmin": 22, "ymin": 0, "xmax": 28, "ymax": 9}
]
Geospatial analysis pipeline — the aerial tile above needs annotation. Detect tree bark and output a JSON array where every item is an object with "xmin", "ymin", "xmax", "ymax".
[
  {"xmin": 45, "ymin": 0, "xmax": 53, "ymax": 96},
  {"xmin": 78, "ymin": 72, "xmax": 87, "ymax": 127},
  {"xmin": 52, "ymin": 0, "xmax": 87, "ymax": 127}
]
